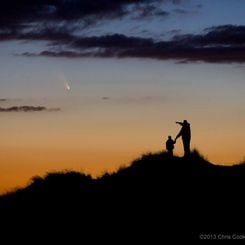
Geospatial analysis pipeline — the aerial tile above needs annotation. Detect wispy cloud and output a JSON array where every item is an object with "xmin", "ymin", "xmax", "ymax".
[
  {"xmin": 173, "ymin": 8, "xmax": 196, "ymax": 15},
  {"xmin": 0, "ymin": 106, "xmax": 60, "ymax": 112},
  {"xmin": 99, "ymin": 95, "xmax": 167, "ymax": 104}
]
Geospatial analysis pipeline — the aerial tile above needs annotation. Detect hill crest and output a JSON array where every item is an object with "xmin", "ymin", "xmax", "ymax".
[{"xmin": 1, "ymin": 150, "xmax": 245, "ymax": 242}]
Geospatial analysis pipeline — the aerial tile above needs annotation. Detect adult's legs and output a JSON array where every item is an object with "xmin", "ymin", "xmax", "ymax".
[{"xmin": 183, "ymin": 139, "xmax": 190, "ymax": 156}]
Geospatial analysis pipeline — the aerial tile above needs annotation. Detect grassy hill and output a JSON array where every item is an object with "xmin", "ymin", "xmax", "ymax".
[{"xmin": 1, "ymin": 150, "xmax": 245, "ymax": 242}]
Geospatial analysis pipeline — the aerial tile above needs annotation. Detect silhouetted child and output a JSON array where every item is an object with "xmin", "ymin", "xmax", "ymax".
[{"xmin": 166, "ymin": 136, "xmax": 175, "ymax": 156}]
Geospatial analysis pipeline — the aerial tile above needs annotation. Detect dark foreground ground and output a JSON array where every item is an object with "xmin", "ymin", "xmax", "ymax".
[{"xmin": 1, "ymin": 150, "xmax": 245, "ymax": 243}]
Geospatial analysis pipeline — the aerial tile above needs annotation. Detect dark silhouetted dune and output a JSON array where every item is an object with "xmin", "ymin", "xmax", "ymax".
[{"xmin": 1, "ymin": 150, "xmax": 245, "ymax": 243}]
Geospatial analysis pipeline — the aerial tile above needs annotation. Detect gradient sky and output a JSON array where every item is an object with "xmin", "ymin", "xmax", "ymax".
[{"xmin": 1, "ymin": 0, "xmax": 245, "ymax": 193}]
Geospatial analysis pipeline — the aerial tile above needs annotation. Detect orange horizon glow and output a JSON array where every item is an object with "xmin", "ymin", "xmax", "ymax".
[{"xmin": 0, "ymin": 134, "xmax": 244, "ymax": 194}]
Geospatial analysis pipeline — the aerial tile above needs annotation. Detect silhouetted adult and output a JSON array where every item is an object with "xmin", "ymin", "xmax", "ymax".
[
  {"xmin": 175, "ymin": 120, "xmax": 191, "ymax": 156},
  {"xmin": 166, "ymin": 136, "xmax": 175, "ymax": 156}
]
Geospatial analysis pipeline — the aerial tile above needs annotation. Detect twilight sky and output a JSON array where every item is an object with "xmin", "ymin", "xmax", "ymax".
[{"xmin": 1, "ymin": 0, "xmax": 245, "ymax": 193}]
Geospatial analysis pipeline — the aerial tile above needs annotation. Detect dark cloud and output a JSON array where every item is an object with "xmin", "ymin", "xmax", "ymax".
[
  {"xmin": 201, "ymin": 25, "xmax": 245, "ymax": 45},
  {"xmin": 18, "ymin": 25, "xmax": 245, "ymax": 63},
  {"xmin": 0, "ymin": 98, "xmax": 7, "ymax": 102},
  {"xmin": 0, "ymin": 0, "xmax": 180, "ymax": 32},
  {"xmin": 0, "ymin": 25, "xmax": 74, "ymax": 42},
  {"xmin": 72, "ymin": 34, "xmax": 154, "ymax": 49},
  {"xmin": 0, "ymin": 0, "xmax": 187, "ymax": 57},
  {"xmin": 0, "ymin": 0, "xmax": 183, "ymax": 47},
  {"xmin": 20, "ymin": 51, "xmax": 89, "ymax": 59},
  {"xmin": 0, "ymin": 0, "xmax": 189, "ymax": 51},
  {"xmin": 0, "ymin": 106, "xmax": 60, "ymax": 112},
  {"xmin": 1, "ymin": 2, "xmax": 243, "ymax": 64}
]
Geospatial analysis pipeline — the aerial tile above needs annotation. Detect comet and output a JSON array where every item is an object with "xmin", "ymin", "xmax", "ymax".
[{"xmin": 64, "ymin": 81, "xmax": 71, "ymax": 91}]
